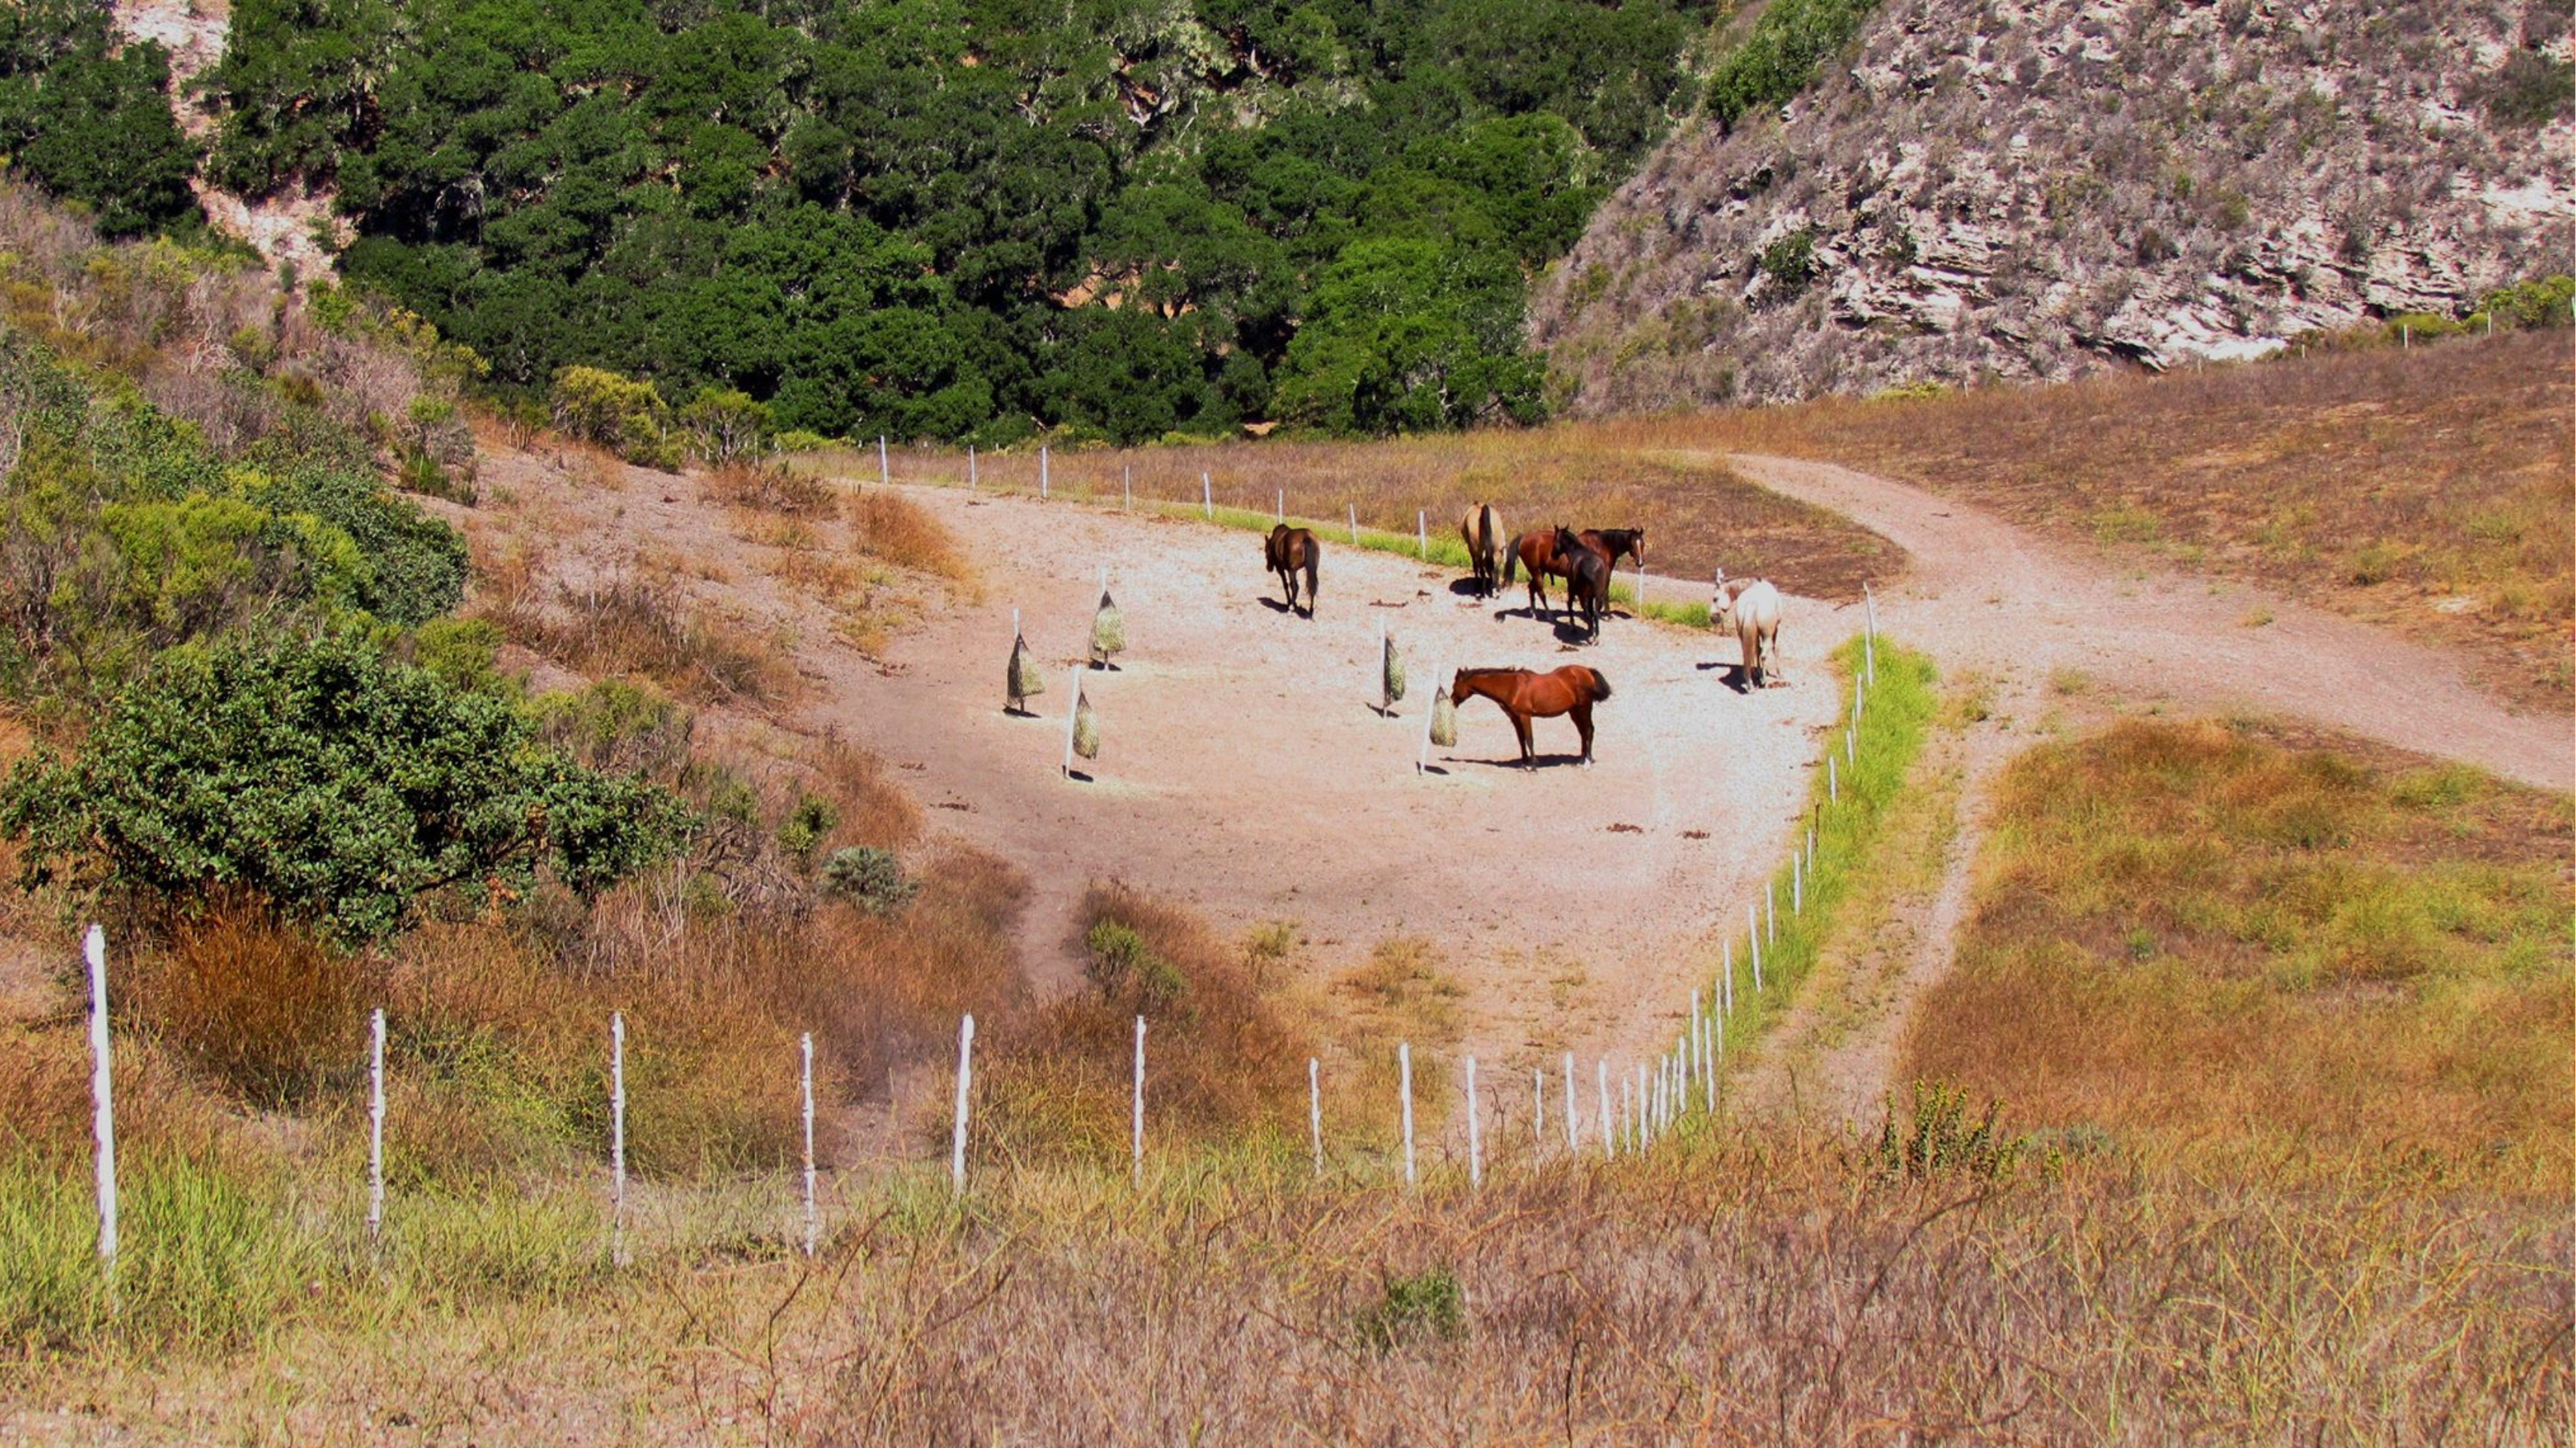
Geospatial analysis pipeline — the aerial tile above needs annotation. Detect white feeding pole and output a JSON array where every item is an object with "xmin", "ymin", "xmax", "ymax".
[
  {"xmin": 800, "ymin": 1032, "xmax": 818, "ymax": 1256},
  {"xmin": 1061, "ymin": 665, "xmax": 1083, "ymax": 777},
  {"xmin": 877, "ymin": 435, "xmax": 889, "ymax": 486},
  {"xmin": 1595, "ymin": 1060, "xmax": 1612, "ymax": 1160},
  {"xmin": 610, "ymin": 1011, "xmax": 627, "ymax": 1266},
  {"xmin": 1308, "ymin": 1057, "xmax": 1322, "ymax": 1177},
  {"xmin": 367, "ymin": 1007, "xmax": 386, "ymax": 1244},
  {"xmin": 1465, "ymin": 1056, "xmax": 1482, "ymax": 1189},
  {"xmin": 1131, "ymin": 1015, "xmax": 1147, "ymax": 1186},
  {"xmin": 1202, "ymin": 471, "xmax": 1213, "ymax": 519},
  {"xmin": 1417, "ymin": 658, "xmax": 1443, "ymax": 773},
  {"xmin": 1399, "ymin": 1042, "xmax": 1417, "ymax": 1186},
  {"xmin": 1562, "ymin": 1052, "xmax": 1578, "ymax": 1152},
  {"xmin": 950, "ymin": 1014, "xmax": 975, "ymax": 1195},
  {"xmin": 85, "ymin": 925, "xmax": 115, "ymax": 1284}
]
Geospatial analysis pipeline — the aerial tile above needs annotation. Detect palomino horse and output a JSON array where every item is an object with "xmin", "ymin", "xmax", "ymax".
[
  {"xmin": 1555, "ymin": 526, "xmax": 1611, "ymax": 643},
  {"xmin": 1451, "ymin": 664, "xmax": 1614, "ymax": 766},
  {"xmin": 1457, "ymin": 503, "xmax": 1507, "ymax": 597},
  {"xmin": 1712, "ymin": 567, "xmax": 1785, "ymax": 689},
  {"xmin": 1266, "ymin": 524, "xmax": 1320, "ymax": 615}
]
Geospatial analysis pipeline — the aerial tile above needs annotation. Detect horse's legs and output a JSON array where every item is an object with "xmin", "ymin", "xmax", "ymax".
[
  {"xmin": 1512, "ymin": 709, "xmax": 1535, "ymax": 765},
  {"xmin": 1573, "ymin": 702, "xmax": 1595, "ymax": 765}
]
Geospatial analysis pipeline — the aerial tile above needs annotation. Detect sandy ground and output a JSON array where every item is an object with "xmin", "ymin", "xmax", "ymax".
[{"xmin": 803, "ymin": 487, "xmax": 1842, "ymax": 1068}]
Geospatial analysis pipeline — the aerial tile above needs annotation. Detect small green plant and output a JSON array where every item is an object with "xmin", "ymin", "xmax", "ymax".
[
  {"xmin": 821, "ymin": 845, "xmax": 916, "ymax": 915},
  {"xmin": 777, "ymin": 793, "xmax": 840, "ymax": 867},
  {"xmin": 1869, "ymin": 1081, "xmax": 2027, "ymax": 1183},
  {"xmin": 1085, "ymin": 919, "xmax": 1185, "ymax": 1008},
  {"xmin": 1758, "ymin": 227, "xmax": 1819, "ymax": 296},
  {"xmin": 1356, "ymin": 1265, "xmax": 1466, "ymax": 1352}
]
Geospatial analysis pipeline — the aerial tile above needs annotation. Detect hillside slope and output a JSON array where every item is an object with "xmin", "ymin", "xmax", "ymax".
[{"xmin": 1536, "ymin": 0, "xmax": 2576, "ymax": 410}]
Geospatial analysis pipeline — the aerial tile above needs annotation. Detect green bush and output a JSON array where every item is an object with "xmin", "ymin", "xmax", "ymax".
[
  {"xmin": 820, "ymin": 845, "xmax": 916, "ymax": 915},
  {"xmin": 678, "ymin": 387, "xmax": 772, "ymax": 465},
  {"xmin": 1356, "ymin": 1265, "xmax": 1466, "ymax": 1352},
  {"xmin": 1868, "ymin": 1081, "xmax": 2028, "ymax": 1183},
  {"xmin": 1706, "ymin": 0, "xmax": 1884, "ymax": 127},
  {"xmin": 551, "ymin": 366, "xmax": 677, "ymax": 469},
  {"xmin": 2477, "ymin": 275, "xmax": 2574, "ymax": 330},
  {"xmin": 1759, "ymin": 227, "xmax": 1819, "ymax": 294},
  {"xmin": 1083, "ymin": 919, "xmax": 1185, "ymax": 1008},
  {"xmin": 0, "ymin": 629, "xmax": 691, "ymax": 941},
  {"xmin": 777, "ymin": 794, "xmax": 838, "ymax": 867}
]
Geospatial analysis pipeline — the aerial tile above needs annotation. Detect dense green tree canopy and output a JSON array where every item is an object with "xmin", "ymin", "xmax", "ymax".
[
  {"xmin": 0, "ymin": 2, "xmax": 201, "ymax": 237},
  {"xmin": 197, "ymin": 0, "xmax": 1714, "ymax": 440}
]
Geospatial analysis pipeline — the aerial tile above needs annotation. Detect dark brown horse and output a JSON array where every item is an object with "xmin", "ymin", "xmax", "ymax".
[
  {"xmin": 1457, "ymin": 502, "xmax": 1507, "ymax": 597},
  {"xmin": 1580, "ymin": 527, "xmax": 1646, "ymax": 572},
  {"xmin": 1265, "ymin": 523, "xmax": 1320, "ymax": 615},
  {"xmin": 1555, "ymin": 526, "xmax": 1612, "ymax": 643},
  {"xmin": 1504, "ymin": 528, "xmax": 1579, "ymax": 618},
  {"xmin": 1451, "ymin": 664, "xmax": 1614, "ymax": 766}
]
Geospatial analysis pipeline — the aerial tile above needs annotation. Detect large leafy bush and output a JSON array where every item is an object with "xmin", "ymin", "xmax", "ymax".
[{"xmin": 0, "ymin": 630, "xmax": 691, "ymax": 941}]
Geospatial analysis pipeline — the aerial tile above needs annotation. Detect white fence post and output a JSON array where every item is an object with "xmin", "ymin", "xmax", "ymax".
[
  {"xmin": 1465, "ymin": 1056, "xmax": 1481, "ymax": 1189},
  {"xmin": 1417, "ymin": 510, "xmax": 1426, "ymax": 559},
  {"xmin": 1131, "ymin": 1015, "xmax": 1147, "ymax": 1186},
  {"xmin": 1721, "ymin": 937, "xmax": 1734, "ymax": 1017},
  {"xmin": 86, "ymin": 925, "xmax": 115, "ymax": 1284},
  {"xmin": 1202, "ymin": 471, "xmax": 1213, "ymax": 519},
  {"xmin": 1040, "ymin": 445, "xmax": 1050, "ymax": 499},
  {"xmin": 610, "ymin": 1011, "xmax": 627, "ymax": 1265},
  {"xmin": 1123, "ymin": 465, "xmax": 1133, "ymax": 511},
  {"xmin": 877, "ymin": 436, "xmax": 889, "ymax": 487},
  {"xmin": 950, "ymin": 1014, "xmax": 975, "ymax": 1195},
  {"xmin": 1399, "ymin": 1042, "xmax": 1417, "ymax": 1186},
  {"xmin": 367, "ymin": 1007, "xmax": 386, "ymax": 1244},
  {"xmin": 1348, "ymin": 503, "xmax": 1359, "ymax": 545},
  {"xmin": 1863, "ymin": 582, "xmax": 1878, "ymax": 685},
  {"xmin": 1308, "ymin": 1057, "xmax": 1322, "ymax": 1177},
  {"xmin": 1276, "ymin": 488, "xmax": 1284, "ymax": 523},
  {"xmin": 800, "ymin": 1032, "xmax": 818, "ymax": 1256},
  {"xmin": 1766, "ymin": 879, "xmax": 1777, "ymax": 944},
  {"xmin": 1596, "ymin": 1060, "xmax": 1613, "ymax": 1159},
  {"xmin": 1532, "ymin": 1066, "xmax": 1545, "ymax": 1146},
  {"xmin": 1829, "ymin": 753, "xmax": 1838, "ymax": 802},
  {"xmin": 1749, "ymin": 905, "xmax": 1765, "ymax": 992},
  {"xmin": 969, "ymin": 444, "xmax": 978, "ymax": 489},
  {"xmin": 1792, "ymin": 850, "xmax": 1804, "ymax": 915}
]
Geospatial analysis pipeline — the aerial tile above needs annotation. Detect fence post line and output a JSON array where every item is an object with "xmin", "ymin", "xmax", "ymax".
[
  {"xmin": 950, "ymin": 1014, "xmax": 975, "ymax": 1195},
  {"xmin": 1595, "ymin": 1060, "xmax": 1612, "ymax": 1160},
  {"xmin": 367, "ymin": 1007, "xmax": 386, "ymax": 1244},
  {"xmin": 800, "ymin": 1032, "xmax": 818, "ymax": 1256},
  {"xmin": 1202, "ymin": 471, "xmax": 1213, "ymax": 519},
  {"xmin": 1399, "ymin": 1042, "xmax": 1417, "ymax": 1186},
  {"xmin": 1040, "ymin": 445, "xmax": 1049, "ymax": 499},
  {"xmin": 877, "ymin": 435, "xmax": 889, "ymax": 487},
  {"xmin": 610, "ymin": 1011, "xmax": 627, "ymax": 1266},
  {"xmin": 86, "ymin": 925, "xmax": 115, "ymax": 1286},
  {"xmin": 1308, "ymin": 1057, "xmax": 1323, "ymax": 1177},
  {"xmin": 1465, "ymin": 1056, "xmax": 1482, "ymax": 1189},
  {"xmin": 1131, "ymin": 1015, "xmax": 1146, "ymax": 1186}
]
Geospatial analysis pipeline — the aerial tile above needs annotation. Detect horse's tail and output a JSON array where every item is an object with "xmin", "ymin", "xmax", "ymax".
[
  {"xmin": 1503, "ymin": 543, "xmax": 1519, "ymax": 585},
  {"xmin": 1589, "ymin": 670, "xmax": 1613, "ymax": 701},
  {"xmin": 1304, "ymin": 542, "xmax": 1319, "ymax": 601}
]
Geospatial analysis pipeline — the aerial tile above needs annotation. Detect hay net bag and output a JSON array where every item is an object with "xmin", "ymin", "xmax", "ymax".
[
  {"xmin": 1091, "ymin": 591, "xmax": 1125, "ymax": 659},
  {"xmin": 1382, "ymin": 633, "xmax": 1406, "ymax": 703},
  {"xmin": 1429, "ymin": 687, "xmax": 1458, "ymax": 747},
  {"xmin": 1073, "ymin": 686, "xmax": 1101, "ymax": 759},
  {"xmin": 1008, "ymin": 633, "xmax": 1045, "ymax": 702}
]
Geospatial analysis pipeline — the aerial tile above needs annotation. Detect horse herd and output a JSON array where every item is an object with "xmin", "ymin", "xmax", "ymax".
[{"xmin": 1259, "ymin": 503, "xmax": 1789, "ymax": 768}]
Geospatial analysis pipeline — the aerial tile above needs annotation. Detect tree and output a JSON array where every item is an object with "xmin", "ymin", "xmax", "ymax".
[
  {"xmin": 0, "ymin": 1, "xmax": 201, "ymax": 236},
  {"xmin": 1272, "ymin": 238, "xmax": 1545, "ymax": 434},
  {"xmin": 1, "ymin": 630, "xmax": 691, "ymax": 942}
]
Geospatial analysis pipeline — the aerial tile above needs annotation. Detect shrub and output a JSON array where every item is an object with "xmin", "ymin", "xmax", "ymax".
[
  {"xmin": 1084, "ymin": 919, "xmax": 1186, "ymax": 1008},
  {"xmin": 550, "ymin": 366, "xmax": 677, "ymax": 469},
  {"xmin": 821, "ymin": 845, "xmax": 916, "ymax": 915},
  {"xmin": 1706, "ymin": 0, "xmax": 1884, "ymax": 127},
  {"xmin": 134, "ymin": 903, "xmax": 368, "ymax": 1109},
  {"xmin": 2477, "ymin": 275, "xmax": 2574, "ymax": 330},
  {"xmin": 0, "ymin": 629, "xmax": 690, "ymax": 941},
  {"xmin": 2479, "ymin": 50, "xmax": 2574, "ymax": 127},
  {"xmin": 1356, "ymin": 1266, "xmax": 1466, "ymax": 1352},
  {"xmin": 847, "ymin": 491, "xmax": 971, "ymax": 581},
  {"xmin": 677, "ymin": 386, "xmax": 772, "ymax": 465},
  {"xmin": 1868, "ymin": 1081, "xmax": 2028, "ymax": 1183},
  {"xmin": 1758, "ymin": 228, "xmax": 1819, "ymax": 295},
  {"xmin": 704, "ymin": 461, "xmax": 834, "ymax": 517},
  {"xmin": 777, "ymin": 793, "xmax": 838, "ymax": 867}
]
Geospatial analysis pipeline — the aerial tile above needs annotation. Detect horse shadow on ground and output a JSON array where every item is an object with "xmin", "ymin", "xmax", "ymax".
[
  {"xmin": 1457, "ymin": 753, "xmax": 1592, "ymax": 772},
  {"xmin": 1257, "ymin": 597, "xmax": 1314, "ymax": 619},
  {"xmin": 1448, "ymin": 578, "xmax": 1490, "ymax": 598},
  {"xmin": 1693, "ymin": 661, "xmax": 1762, "ymax": 693}
]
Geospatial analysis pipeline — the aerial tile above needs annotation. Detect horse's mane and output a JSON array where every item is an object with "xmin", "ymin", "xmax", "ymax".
[{"xmin": 1454, "ymin": 665, "xmax": 1526, "ymax": 680}]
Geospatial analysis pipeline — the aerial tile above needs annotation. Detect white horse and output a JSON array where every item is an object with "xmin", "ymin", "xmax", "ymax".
[{"xmin": 1711, "ymin": 567, "xmax": 1785, "ymax": 689}]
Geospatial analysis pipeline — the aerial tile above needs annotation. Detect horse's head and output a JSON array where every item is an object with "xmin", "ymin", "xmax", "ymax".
[
  {"xmin": 1631, "ymin": 527, "xmax": 1646, "ymax": 568},
  {"xmin": 1711, "ymin": 567, "xmax": 1734, "ymax": 628}
]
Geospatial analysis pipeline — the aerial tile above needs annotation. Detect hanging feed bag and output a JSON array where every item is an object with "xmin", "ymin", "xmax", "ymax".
[
  {"xmin": 1429, "ymin": 689, "xmax": 1458, "ymax": 748},
  {"xmin": 1382, "ymin": 632, "xmax": 1407, "ymax": 707},
  {"xmin": 1090, "ymin": 591, "xmax": 1125, "ymax": 664},
  {"xmin": 1007, "ymin": 632, "xmax": 1045, "ymax": 709},
  {"xmin": 1072, "ymin": 686, "xmax": 1101, "ymax": 760}
]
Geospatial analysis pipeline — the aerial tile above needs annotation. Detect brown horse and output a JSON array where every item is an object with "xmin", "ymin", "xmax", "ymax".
[
  {"xmin": 1266, "ymin": 524, "xmax": 1319, "ymax": 615},
  {"xmin": 1555, "ymin": 526, "xmax": 1612, "ymax": 643},
  {"xmin": 1580, "ymin": 527, "xmax": 1646, "ymax": 572},
  {"xmin": 1504, "ymin": 528, "xmax": 1579, "ymax": 618},
  {"xmin": 1457, "ymin": 503, "xmax": 1507, "ymax": 596},
  {"xmin": 1451, "ymin": 664, "xmax": 1614, "ymax": 766}
]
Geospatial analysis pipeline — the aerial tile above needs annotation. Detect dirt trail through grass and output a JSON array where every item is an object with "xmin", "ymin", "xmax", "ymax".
[{"xmin": 1725, "ymin": 452, "xmax": 2571, "ymax": 793}]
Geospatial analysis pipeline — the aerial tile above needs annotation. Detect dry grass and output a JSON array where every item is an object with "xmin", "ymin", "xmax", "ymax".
[
  {"xmin": 127, "ymin": 905, "xmax": 373, "ymax": 1112},
  {"xmin": 1902, "ymin": 717, "xmax": 2574, "ymax": 1198},
  {"xmin": 485, "ymin": 566, "xmax": 800, "ymax": 707},
  {"xmin": 700, "ymin": 462, "xmax": 837, "ymax": 517},
  {"xmin": 1604, "ymin": 330, "xmax": 2576, "ymax": 705},
  {"xmin": 846, "ymin": 491, "xmax": 972, "ymax": 585}
]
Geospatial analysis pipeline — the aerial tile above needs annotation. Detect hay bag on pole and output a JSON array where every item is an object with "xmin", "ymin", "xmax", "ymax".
[
  {"xmin": 1380, "ymin": 624, "xmax": 1406, "ymax": 713},
  {"xmin": 1429, "ymin": 679, "xmax": 1459, "ymax": 748},
  {"xmin": 1072, "ymin": 682, "xmax": 1101, "ymax": 761},
  {"xmin": 1090, "ymin": 589, "xmax": 1125, "ymax": 667},
  {"xmin": 1006, "ymin": 631, "xmax": 1045, "ymax": 712}
]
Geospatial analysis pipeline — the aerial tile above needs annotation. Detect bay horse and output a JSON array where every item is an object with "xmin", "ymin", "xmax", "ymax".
[
  {"xmin": 1457, "ymin": 503, "xmax": 1507, "ymax": 596},
  {"xmin": 1580, "ymin": 527, "xmax": 1647, "ymax": 574},
  {"xmin": 1504, "ymin": 528, "xmax": 1578, "ymax": 618},
  {"xmin": 1555, "ymin": 526, "xmax": 1611, "ymax": 643},
  {"xmin": 1711, "ymin": 567, "xmax": 1785, "ymax": 688},
  {"xmin": 1266, "ymin": 523, "xmax": 1320, "ymax": 616},
  {"xmin": 1451, "ymin": 664, "xmax": 1614, "ymax": 766}
]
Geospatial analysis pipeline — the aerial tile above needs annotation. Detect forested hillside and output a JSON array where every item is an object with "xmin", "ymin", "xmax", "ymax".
[{"xmin": 189, "ymin": 0, "xmax": 1715, "ymax": 443}]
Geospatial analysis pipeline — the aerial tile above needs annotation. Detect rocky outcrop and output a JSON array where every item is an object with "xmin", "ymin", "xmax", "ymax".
[{"xmin": 1535, "ymin": 0, "xmax": 2575, "ymax": 410}]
